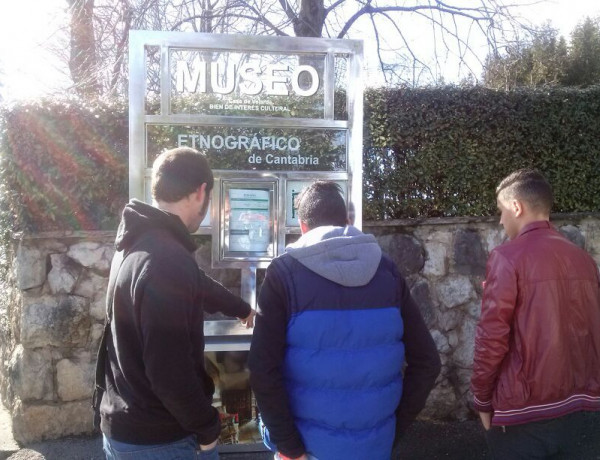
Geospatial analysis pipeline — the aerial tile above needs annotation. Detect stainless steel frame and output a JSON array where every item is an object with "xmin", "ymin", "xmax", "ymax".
[
  {"xmin": 129, "ymin": 30, "xmax": 363, "ymax": 229},
  {"xmin": 213, "ymin": 174, "xmax": 278, "ymax": 268},
  {"xmin": 128, "ymin": 28, "xmax": 364, "ymax": 343}
]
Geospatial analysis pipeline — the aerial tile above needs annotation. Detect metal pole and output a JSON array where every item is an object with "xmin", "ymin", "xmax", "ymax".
[{"xmin": 240, "ymin": 265, "xmax": 257, "ymax": 309}]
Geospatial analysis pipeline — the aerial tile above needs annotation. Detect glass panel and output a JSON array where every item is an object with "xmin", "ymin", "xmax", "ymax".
[
  {"xmin": 334, "ymin": 54, "xmax": 349, "ymax": 121},
  {"xmin": 170, "ymin": 49, "xmax": 326, "ymax": 119},
  {"xmin": 285, "ymin": 180, "xmax": 347, "ymax": 227},
  {"xmin": 145, "ymin": 46, "xmax": 160, "ymax": 115},
  {"xmin": 146, "ymin": 125, "xmax": 347, "ymax": 172},
  {"xmin": 222, "ymin": 182, "xmax": 275, "ymax": 259},
  {"xmin": 205, "ymin": 352, "xmax": 262, "ymax": 445}
]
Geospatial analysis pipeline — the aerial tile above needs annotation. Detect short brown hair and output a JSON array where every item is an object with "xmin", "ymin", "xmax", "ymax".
[
  {"xmin": 296, "ymin": 181, "xmax": 347, "ymax": 229},
  {"xmin": 496, "ymin": 168, "xmax": 553, "ymax": 214},
  {"xmin": 152, "ymin": 147, "xmax": 214, "ymax": 202}
]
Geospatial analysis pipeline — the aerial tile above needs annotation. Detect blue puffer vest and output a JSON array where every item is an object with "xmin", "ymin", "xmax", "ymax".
[{"xmin": 269, "ymin": 249, "xmax": 405, "ymax": 460}]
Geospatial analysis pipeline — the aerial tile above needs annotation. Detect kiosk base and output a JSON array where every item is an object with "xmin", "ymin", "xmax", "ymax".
[{"xmin": 206, "ymin": 350, "xmax": 268, "ymax": 453}]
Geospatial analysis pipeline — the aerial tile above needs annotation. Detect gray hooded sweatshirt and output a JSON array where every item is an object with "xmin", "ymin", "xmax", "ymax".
[{"xmin": 285, "ymin": 225, "xmax": 382, "ymax": 287}]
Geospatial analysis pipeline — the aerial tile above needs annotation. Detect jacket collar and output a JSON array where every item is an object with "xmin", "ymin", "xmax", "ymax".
[{"xmin": 517, "ymin": 220, "xmax": 552, "ymax": 238}]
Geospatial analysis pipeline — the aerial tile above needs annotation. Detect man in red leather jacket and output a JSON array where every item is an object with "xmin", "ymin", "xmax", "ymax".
[{"xmin": 470, "ymin": 168, "xmax": 600, "ymax": 459}]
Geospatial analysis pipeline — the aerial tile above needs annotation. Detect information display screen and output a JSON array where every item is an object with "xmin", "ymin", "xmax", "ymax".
[
  {"xmin": 220, "ymin": 180, "xmax": 276, "ymax": 263},
  {"xmin": 228, "ymin": 188, "xmax": 271, "ymax": 253}
]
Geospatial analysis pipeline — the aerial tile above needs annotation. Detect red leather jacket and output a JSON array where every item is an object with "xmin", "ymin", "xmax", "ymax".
[{"xmin": 471, "ymin": 221, "xmax": 600, "ymax": 425}]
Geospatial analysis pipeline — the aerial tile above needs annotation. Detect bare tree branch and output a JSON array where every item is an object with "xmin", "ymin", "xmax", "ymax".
[
  {"xmin": 378, "ymin": 10, "xmax": 435, "ymax": 85},
  {"xmin": 61, "ymin": 0, "xmax": 530, "ymax": 95},
  {"xmin": 278, "ymin": 0, "xmax": 296, "ymax": 23},
  {"xmin": 108, "ymin": 0, "xmax": 132, "ymax": 95},
  {"xmin": 337, "ymin": 2, "xmax": 497, "ymax": 39}
]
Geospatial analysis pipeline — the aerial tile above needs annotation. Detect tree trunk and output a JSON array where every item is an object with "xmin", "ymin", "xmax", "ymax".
[
  {"xmin": 67, "ymin": 0, "xmax": 101, "ymax": 98},
  {"xmin": 294, "ymin": 0, "xmax": 326, "ymax": 37}
]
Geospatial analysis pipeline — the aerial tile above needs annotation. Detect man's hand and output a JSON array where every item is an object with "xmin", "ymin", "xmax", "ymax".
[
  {"xmin": 239, "ymin": 309, "xmax": 255, "ymax": 329},
  {"xmin": 199, "ymin": 439, "xmax": 218, "ymax": 451},
  {"xmin": 478, "ymin": 411, "xmax": 492, "ymax": 431}
]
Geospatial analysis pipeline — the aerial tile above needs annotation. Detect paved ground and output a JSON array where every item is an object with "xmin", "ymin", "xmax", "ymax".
[{"xmin": 1, "ymin": 410, "xmax": 599, "ymax": 459}]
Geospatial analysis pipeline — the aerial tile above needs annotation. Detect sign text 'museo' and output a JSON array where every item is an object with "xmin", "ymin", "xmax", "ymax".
[{"xmin": 175, "ymin": 61, "xmax": 320, "ymax": 97}]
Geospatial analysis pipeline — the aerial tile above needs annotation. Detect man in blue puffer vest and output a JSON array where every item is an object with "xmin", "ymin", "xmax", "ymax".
[{"xmin": 248, "ymin": 181, "xmax": 441, "ymax": 460}]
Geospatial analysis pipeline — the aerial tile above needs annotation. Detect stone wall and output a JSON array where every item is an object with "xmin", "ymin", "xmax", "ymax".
[
  {"xmin": 0, "ymin": 214, "xmax": 599, "ymax": 442},
  {"xmin": 0, "ymin": 232, "xmax": 115, "ymax": 443}
]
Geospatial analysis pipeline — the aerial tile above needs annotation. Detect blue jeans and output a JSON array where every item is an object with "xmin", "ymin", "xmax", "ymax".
[
  {"xmin": 260, "ymin": 417, "xmax": 318, "ymax": 460},
  {"xmin": 103, "ymin": 434, "xmax": 219, "ymax": 460}
]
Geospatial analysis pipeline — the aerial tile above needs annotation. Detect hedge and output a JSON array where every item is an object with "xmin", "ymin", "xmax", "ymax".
[
  {"xmin": 0, "ymin": 99, "xmax": 128, "ymax": 232},
  {"xmin": 363, "ymin": 85, "xmax": 600, "ymax": 219},
  {"xmin": 0, "ymin": 86, "xmax": 599, "ymax": 233}
]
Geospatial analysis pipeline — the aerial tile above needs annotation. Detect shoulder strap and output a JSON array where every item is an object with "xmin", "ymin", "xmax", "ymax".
[{"xmin": 92, "ymin": 250, "xmax": 126, "ymax": 428}]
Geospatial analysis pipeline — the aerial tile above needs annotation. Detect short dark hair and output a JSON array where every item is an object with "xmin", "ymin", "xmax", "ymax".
[
  {"xmin": 152, "ymin": 147, "xmax": 214, "ymax": 202},
  {"xmin": 296, "ymin": 181, "xmax": 347, "ymax": 229},
  {"xmin": 496, "ymin": 168, "xmax": 553, "ymax": 214}
]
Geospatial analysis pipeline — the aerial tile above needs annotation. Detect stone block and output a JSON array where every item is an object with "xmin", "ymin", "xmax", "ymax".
[
  {"xmin": 456, "ymin": 368, "xmax": 473, "ymax": 397},
  {"xmin": 423, "ymin": 242, "xmax": 447, "ymax": 277},
  {"xmin": 12, "ymin": 400, "xmax": 94, "ymax": 443},
  {"xmin": 74, "ymin": 270, "xmax": 107, "ymax": 300},
  {"xmin": 453, "ymin": 229, "xmax": 486, "ymax": 276},
  {"xmin": 89, "ymin": 323, "xmax": 104, "ymax": 350},
  {"xmin": 430, "ymin": 329, "xmax": 450, "ymax": 354},
  {"xmin": 453, "ymin": 318, "xmax": 477, "ymax": 368},
  {"xmin": 377, "ymin": 234, "xmax": 424, "ymax": 277},
  {"xmin": 67, "ymin": 242, "xmax": 112, "ymax": 274},
  {"xmin": 47, "ymin": 254, "xmax": 82, "ymax": 295},
  {"xmin": 465, "ymin": 300, "xmax": 481, "ymax": 320},
  {"xmin": 74, "ymin": 270, "xmax": 108, "ymax": 321},
  {"xmin": 426, "ymin": 230, "xmax": 453, "ymax": 246},
  {"xmin": 437, "ymin": 309, "xmax": 463, "ymax": 332},
  {"xmin": 15, "ymin": 246, "xmax": 46, "ymax": 291},
  {"xmin": 485, "ymin": 228, "xmax": 506, "ymax": 254},
  {"xmin": 8, "ymin": 345, "xmax": 53, "ymax": 401},
  {"xmin": 578, "ymin": 218, "xmax": 600, "ymax": 255},
  {"xmin": 409, "ymin": 279, "xmax": 436, "ymax": 328},
  {"xmin": 56, "ymin": 352, "xmax": 94, "ymax": 401},
  {"xmin": 436, "ymin": 275, "xmax": 476, "ymax": 309},
  {"xmin": 21, "ymin": 295, "xmax": 90, "ymax": 348},
  {"xmin": 439, "ymin": 353, "xmax": 449, "ymax": 368},
  {"xmin": 90, "ymin": 297, "xmax": 106, "ymax": 322},
  {"xmin": 559, "ymin": 225, "xmax": 585, "ymax": 249},
  {"xmin": 448, "ymin": 330, "xmax": 459, "ymax": 348},
  {"xmin": 420, "ymin": 382, "xmax": 457, "ymax": 419}
]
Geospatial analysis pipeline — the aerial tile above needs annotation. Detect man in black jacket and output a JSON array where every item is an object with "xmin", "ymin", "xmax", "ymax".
[{"xmin": 99, "ymin": 147, "xmax": 254, "ymax": 459}]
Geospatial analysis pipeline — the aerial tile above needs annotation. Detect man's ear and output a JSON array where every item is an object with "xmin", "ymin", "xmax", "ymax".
[
  {"xmin": 512, "ymin": 199, "xmax": 523, "ymax": 217},
  {"xmin": 196, "ymin": 183, "xmax": 207, "ymax": 202},
  {"xmin": 299, "ymin": 219, "xmax": 310, "ymax": 235}
]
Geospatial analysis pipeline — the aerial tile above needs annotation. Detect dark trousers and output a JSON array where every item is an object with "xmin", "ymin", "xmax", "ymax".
[{"xmin": 485, "ymin": 412, "xmax": 586, "ymax": 460}]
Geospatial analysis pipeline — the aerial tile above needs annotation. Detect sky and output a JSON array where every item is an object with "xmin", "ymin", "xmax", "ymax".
[
  {"xmin": 0, "ymin": 0, "xmax": 67, "ymax": 102},
  {"xmin": 0, "ymin": 0, "xmax": 599, "ymax": 102}
]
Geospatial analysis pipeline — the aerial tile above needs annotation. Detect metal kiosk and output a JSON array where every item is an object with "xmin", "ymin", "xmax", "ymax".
[{"xmin": 129, "ymin": 30, "xmax": 364, "ymax": 451}]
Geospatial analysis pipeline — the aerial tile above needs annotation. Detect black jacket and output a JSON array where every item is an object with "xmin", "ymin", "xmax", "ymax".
[{"xmin": 100, "ymin": 199, "xmax": 250, "ymax": 444}]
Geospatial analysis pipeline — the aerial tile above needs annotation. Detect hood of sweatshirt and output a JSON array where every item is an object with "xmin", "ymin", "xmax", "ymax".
[
  {"xmin": 115, "ymin": 199, "xmax": 196, "ymax": 253},
  {"xmin": 285, "ymin": 225, "xmax": 382, "ymax": 287}
]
